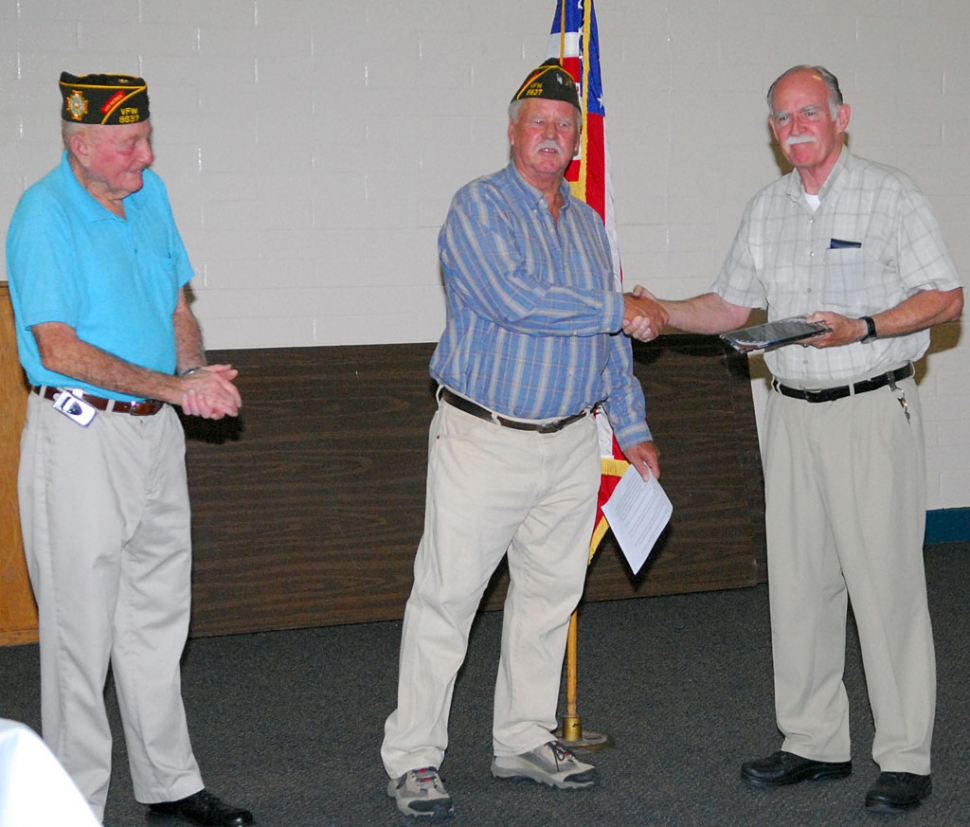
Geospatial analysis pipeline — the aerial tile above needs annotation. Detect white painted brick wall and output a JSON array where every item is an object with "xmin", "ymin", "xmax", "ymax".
[{"xmin": 1, "ymin": 0, "xmax": 968, "ymax": 508}]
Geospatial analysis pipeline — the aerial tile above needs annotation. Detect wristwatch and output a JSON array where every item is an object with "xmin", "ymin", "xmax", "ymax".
[{"xmin": 860, "ymin": 315, "xmax": 877, "ymax": 344}]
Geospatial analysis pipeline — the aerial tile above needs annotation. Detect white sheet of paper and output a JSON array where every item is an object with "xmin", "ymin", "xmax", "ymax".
[{"xmin": 600, "ymin": 466, "xmax": 673, "ymax": 575}]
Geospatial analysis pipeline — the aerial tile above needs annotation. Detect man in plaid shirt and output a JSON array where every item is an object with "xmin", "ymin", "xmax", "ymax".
[{"xmin": 630, "ymin": 65, "xmax": 963, "ymax": 813}]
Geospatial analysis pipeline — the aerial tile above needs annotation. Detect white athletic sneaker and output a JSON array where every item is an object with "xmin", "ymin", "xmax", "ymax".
[
  {"xmin": 491, "ymin": 740, "xmax": 597, "ymax": 789},
  {"xmin": 387, "ymin": 766, "xmax": 454, "ymax": 818}
]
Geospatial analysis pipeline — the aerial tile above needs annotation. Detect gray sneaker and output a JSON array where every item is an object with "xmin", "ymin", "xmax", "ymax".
[
  {"xmin": 491, "ymin": 740, "xmax": 597, "ymax": 789},
  {"xmin": 387, "ymin": 766, "xmax": 454, "ymax": 818}
]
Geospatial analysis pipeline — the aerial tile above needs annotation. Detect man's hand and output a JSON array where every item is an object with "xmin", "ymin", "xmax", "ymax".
[
  {"xmin": 622, "ymin": 288, "xmax": 668, "ymax": 342},
  {"xmin": 623, "ymin": 440, "xmax": 661, "ymax": 481},
  {"xmin": 798, "ymin": 311, "xmax": 860, "ymax": 348},
  {"xmin": 179, "ymin": 364, "xmax": 241, "ymax": 419}
]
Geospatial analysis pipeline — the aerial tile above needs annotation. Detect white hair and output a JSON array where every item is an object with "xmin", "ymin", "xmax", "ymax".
[{"xmin": 61, "ymin": 120, "xmax": 88, "ymax": 150}]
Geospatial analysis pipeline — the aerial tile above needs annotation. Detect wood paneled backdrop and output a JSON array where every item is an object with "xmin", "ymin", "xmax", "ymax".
[
  {"xmin": 0, "ymin": 285, "xmax": 35, "ymax": 645},
  {"xmin": 182, "ymin": 336, "xmax": 766, "ymax": 638},
  {"xmin": 0, "ymin": 300, "xmax": 766, "ymax": 643}
]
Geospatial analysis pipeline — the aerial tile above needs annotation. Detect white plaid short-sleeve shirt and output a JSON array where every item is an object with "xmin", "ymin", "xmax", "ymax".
[{"xmin": 712, "ymin": 148, "xmax": 962, "ymax": 383}]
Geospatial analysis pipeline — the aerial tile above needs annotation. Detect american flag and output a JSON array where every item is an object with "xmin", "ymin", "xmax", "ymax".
[
  {"xmin": 546, "ymin": 0, "xmax": 631, "ymax": 559},
  {"xmin": 547, "ymin": 0, "xmax": 620, "ymax": 290}
]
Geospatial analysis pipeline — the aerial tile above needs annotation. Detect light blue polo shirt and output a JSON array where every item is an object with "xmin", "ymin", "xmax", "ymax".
[{"xmin": 6, "ymin": 151, "xmax": 194, "ymax": 401}]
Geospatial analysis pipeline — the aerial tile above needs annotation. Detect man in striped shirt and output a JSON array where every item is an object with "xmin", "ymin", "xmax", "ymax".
[{"xmin": 382, "ymin": 59, "xmax": 666, "ymax": 819}]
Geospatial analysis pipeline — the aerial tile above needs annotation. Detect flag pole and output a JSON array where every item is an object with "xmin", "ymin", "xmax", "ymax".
[
  {"xmin": 551, "ymin": 0, "xmax": 612, "ymax": 753},
  {"xmin": 556, "ymin": 572, "xmax": 612, "ymax": 749}
]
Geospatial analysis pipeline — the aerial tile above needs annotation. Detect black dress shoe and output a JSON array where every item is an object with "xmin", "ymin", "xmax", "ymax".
[
  {"xmin": 865, "ymin": 772, "xmax": 932, "ymax": 811},
  {"xmin": 147, "ymin": 789, "xmax": 254, "ymax": 826},
  {"xmin": 741, "ymin": 750, "xmax": 852, "ymax": 787}
]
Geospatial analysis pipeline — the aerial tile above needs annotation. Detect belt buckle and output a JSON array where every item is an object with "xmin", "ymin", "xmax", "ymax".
[
  {"xmin": 131, "ymin": 400, "xmax": 160, "ymax": 416},
  {"xmin": 537, "ymin": 410, "xmax": 585, "ymax": 433}
]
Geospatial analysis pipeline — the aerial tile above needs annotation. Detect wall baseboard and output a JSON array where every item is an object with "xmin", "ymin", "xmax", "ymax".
[{"xmin": 926, "ymin": 508, "xmax": 970, "ymax": 544}]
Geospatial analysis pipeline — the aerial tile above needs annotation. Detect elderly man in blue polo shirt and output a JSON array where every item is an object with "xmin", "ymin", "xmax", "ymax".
[
  {"xmin": 381, "ymin": 59, "xmax": 667, "ymax": 819},
  {"xmin": 6, "ymin": 72, "xmax": 250, "ymax": 827}
]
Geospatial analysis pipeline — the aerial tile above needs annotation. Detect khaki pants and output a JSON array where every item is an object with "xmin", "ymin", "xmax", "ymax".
[
  {"xmin": 763, "ymin": 373, "xmax": 935, "ymax": 774},
  {"xmin": 382, "ymin": 399, "xmax": 600, "ymax": 778},
  {"xmin": 19, "ymin": 395, "xmax": 203, "ymax": 820}
]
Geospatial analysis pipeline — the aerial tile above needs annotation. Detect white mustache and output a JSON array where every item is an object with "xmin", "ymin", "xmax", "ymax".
[
  {"xmin": 786, "ymin": 135, "xmax": 817, "ymax": 147},
  {"xmin": 536, "ymin": 140, "xmax": 564, "ymax": 155}
]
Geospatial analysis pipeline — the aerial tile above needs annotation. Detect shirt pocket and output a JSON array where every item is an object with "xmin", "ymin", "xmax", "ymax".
[
  {"xmin": 821, "ymin": 246, "xmax": 880, "ymax": 317},
  {"xmin": 137, "ymin": 253, "xmax": 181, "ymax": 316}
]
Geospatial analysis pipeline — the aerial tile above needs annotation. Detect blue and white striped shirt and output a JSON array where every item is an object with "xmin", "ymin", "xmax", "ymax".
[{"xmin": 431, "ymin": 163, "xmax": 651, "ymax": 449}]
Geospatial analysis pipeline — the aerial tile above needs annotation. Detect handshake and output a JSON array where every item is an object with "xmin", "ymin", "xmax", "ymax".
[{"xmin": 622, "ymin": 285, "xmax": 668, "ymax": 342}]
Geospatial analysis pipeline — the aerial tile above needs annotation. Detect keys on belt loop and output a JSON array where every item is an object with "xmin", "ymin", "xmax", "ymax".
[{"xmin": 887, "ymin": 375, "xmax": 911, "ymax": 423}]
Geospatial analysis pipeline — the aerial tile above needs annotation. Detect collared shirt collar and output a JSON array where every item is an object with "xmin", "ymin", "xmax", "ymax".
[
  {"xmin": 505, "ymin": 161, "xmax": 573, "ymax": 215},
  {"xmin": 786, "ymin": 145, "xmax": 852, "ymax": 205}
]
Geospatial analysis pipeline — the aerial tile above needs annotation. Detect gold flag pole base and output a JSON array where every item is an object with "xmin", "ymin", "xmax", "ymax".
[
  {"xmin": 555, "ymin": 610, "xmax": 613, "ymax": 752},
  {"xmin": 555, "ymin": 717, "xmax": 613, "ymax": 752}
]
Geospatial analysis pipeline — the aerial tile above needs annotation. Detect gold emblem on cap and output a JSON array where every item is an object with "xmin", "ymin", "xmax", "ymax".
[{"xmin": 66, "ymin": 90, "xmax": 88, "ymax": 121}]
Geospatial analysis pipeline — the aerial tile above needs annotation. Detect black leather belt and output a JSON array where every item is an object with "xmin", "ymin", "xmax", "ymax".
[
  {"xmin": 771, "ymin": 364, "xmax": 914, "ymax": 403},
  {"xmin": 33, "ymin": 386, "xmax": 164, "ymax": 416},
  {"xmin": 440, "ymin": 388, "xmax": 589, "ymax": 433}
]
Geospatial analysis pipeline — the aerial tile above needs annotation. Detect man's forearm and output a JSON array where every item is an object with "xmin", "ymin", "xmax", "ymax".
[
  {"xmin": 658, "ymin": 292, "xmax": 752, "ymax": 335},
  {"xmin": 33, "ymin": 322, "xmax": 185, "ymax": 403},
  {"xmin": 173, "ymin": 289, "xmax": 207, "ymax": 373},
  {"xmin": 805, "ymin": 287, "xmax": 964, "ymax": 349},
  {"xmin": 872, "ymin": 287, "xmax": 964, "ymax": 338}
]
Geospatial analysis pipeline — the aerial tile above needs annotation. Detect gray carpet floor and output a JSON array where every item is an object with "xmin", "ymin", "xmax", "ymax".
[{"xmin": 2, "ymin": 542, "xmax": 968, "ymax": 827}]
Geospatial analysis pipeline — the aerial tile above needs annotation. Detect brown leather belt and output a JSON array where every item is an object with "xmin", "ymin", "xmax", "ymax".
[
  {"xmin": 771, "ymin": 364, "xmax": 914, "ymax": 404},
  {"xmin": 33, "ymin": 386, "xmax": 164, "ymax": 416},
  {"xmin": 440, "ymin": 388, "xmax": 589, "ymax": 434}
]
